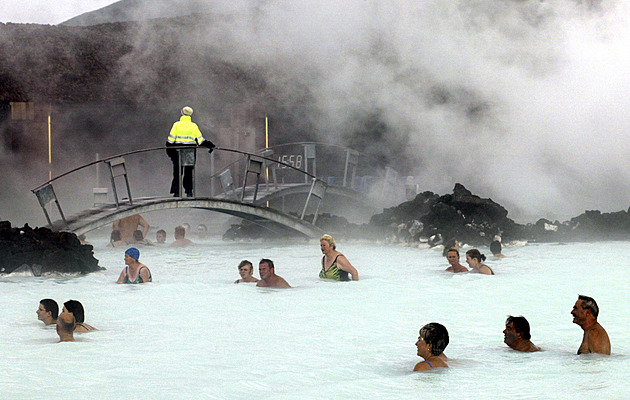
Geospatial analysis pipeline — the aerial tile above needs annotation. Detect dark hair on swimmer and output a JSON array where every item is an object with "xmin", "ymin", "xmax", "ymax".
[
  {"xmin": 110, "ymin": 230, "xmax": 122, "ymax": 242},
  {"xmin": 578, "ymin": 295, "xmax": 599, "ymax": 318},
  {"xmin": 238, "ymin": 260, "xmax": 253, "ymax": 272},
  {"xmin": 64, "ymin": 300, "xmax": 85, "ymax": 323},
  {"xmin": 175, "ymin": 226, "xmax": 186, "ymax": 238},
  {"xmin": 40, "ymin": 298, "xmax": 59, "ymax": 319},
  {"xmin": 466, "ymin": 249, "xmax": 486, "ymax": 262},
  {"xmin": 259, "ymin": 258, "xmax": 274, "ymax": 269},
  {"xmin": 446, "ymin": 248, "xmax": 459, "ymax": 257},
  {"xmin": 506, "ymin": 315, "xmax": 532, "ymax": 340},
  {"xmin": 133, "ymin": 230, "xmax": 144, "ymax": 241},
  {"xmin": 419, "ymin": 322, "xmax": 449, "ymax": 356},
  {"xmin": 442, "ymin": 238, "xmax": 459, "ymax": 256},
  {"xmin": 490, "ymin": 240, "xmax": 502, "ymax": 255}
]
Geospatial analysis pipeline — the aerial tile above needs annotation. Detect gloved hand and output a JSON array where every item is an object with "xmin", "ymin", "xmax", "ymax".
[{"xmin": 208, "ymin": 144, "xmax": 216, "ymax": 154}]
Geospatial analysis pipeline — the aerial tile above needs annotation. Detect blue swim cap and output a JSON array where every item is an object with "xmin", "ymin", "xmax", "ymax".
[{"xmin": 125, "ymin": 247, "xmax": 140, "ymax": 260}]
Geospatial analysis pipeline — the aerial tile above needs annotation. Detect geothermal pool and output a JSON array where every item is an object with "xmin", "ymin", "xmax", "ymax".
[{"xmin": 1, "ymin": 239, "xmax": 628, "ymax": 399}]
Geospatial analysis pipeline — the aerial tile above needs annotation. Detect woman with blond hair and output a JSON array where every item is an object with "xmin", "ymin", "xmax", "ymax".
[{"xmin": 319, "ymin": 234, "xmax": 359, "ymax": 281}]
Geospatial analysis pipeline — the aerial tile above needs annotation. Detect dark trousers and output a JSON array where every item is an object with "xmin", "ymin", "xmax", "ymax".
[{"xmin": 169, "ymin": 156, "xmax": 194, "ymax": 197}]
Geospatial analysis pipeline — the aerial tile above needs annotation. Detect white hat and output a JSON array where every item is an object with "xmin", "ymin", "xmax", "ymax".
[{"xmin": 181, "ymin": 106, "xmax": 193, "ymax": 116}]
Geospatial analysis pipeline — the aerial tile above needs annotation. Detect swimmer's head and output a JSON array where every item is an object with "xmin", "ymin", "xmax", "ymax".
[
  {"xmin": 419, "ymin": 322, "xmax": 449, "ymax": 356},
  {"xmin": 111, "ymin": 230, "xmax": 122, "ymax": 242},
  {"xmin": 465, "ymin": 249, "xmax": 486, "ymax": 263},
  {"xmin": 320, "ymin": 234, "xmax": 336, "ymax": 250},
  {"xmin": 63, "ymin": 300, "xmax": 85, "ymax": 323},
  {"xmin": 175, "ymin": 226, "xmax": 186, "ymax": 239},
  {"xmin": 238, "ymin": 260, "xmax": 253, "ymax": 273},
  {"xmin": 125, "ymin": 247, "xmax": 140, "ymax": 261},
  {"xmin": 577, "ymin": 295, "xmax": 599, "ymax": 318},
  {"xmin": 38, "ymin": 299, "xmax": 59, "ymax": 321},
  {"xmin": 133, "ymin": 230, "xmax": 144, "ymax": 241},
  {"xmin": 446, "ymin": 248, "xmax": 459, "ymax": 258},
  {"xmin": 490, "ymin": 240, "xmax": 502, "ymax": 255},
  {"xmin": 57, "ymin": 312, "xmax": 75, "ymax": 334},
  {"xmin": 181, "ymin": 106, "xmax": 193, "ymax": 116},
  {"xmin": 156, "ymin": 229, "xmax": 166, "ymax": 243},
  {"xmin": 505, "ymin": 315, "xmax": 531, "ymax": 340}
]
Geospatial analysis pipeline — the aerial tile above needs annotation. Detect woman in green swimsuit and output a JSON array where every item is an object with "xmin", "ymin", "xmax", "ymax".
[{"xmin": 319, "ymin": 234, "xmax": 359, "ymax": 281}]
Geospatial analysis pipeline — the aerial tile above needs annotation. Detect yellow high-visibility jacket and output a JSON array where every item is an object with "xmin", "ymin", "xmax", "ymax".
[{"xmin": 167, "ymin": 115, "xmax": 206, "ymax": 145}]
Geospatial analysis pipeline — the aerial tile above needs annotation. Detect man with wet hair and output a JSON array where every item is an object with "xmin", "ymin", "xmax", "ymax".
[
  {"xmin": 170, "ymin": 225, "xmax": 193, "ymax": 247},
  {"xmin": 414, "ymin": 322, "xmax": 449, "ymax": 371},
  {"xmin": 36, "ymin": 299, "xmax": 59, "ymax": 326},
  {"xmin": 256, "ymin": 259, "xmax": 290, "ymax": 288},
  {"xmin": 235, "ymin": 260, "xmax": 258, "ymax": 283},
  {"xmin": 156, "ymin": 229, "xmax": 167, "ymax": 244},
  {"xmin": 571, "ymin": 295, "xmax": 611, "ymax": 355},
  {"xmin": 445, "ymin": 248, "xmax": 468, "ymax": 273},
  {"xmin": 56, "ymin": 312, "xmax": 75, "ymax": 342},
  {"xmin": 503, "ymin": 316, "xmax": 540, "ymax": 352}
]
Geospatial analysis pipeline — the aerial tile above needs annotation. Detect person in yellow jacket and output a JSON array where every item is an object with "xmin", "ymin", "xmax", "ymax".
[{"xmin": 166, "ymin": 106, "xmax": 215, "ymax": 197}]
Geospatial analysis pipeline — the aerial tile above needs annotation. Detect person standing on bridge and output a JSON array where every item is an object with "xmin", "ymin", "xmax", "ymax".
[{"xmin": 166, "ymin": 106, "xmax": 216, "ymax": 197}]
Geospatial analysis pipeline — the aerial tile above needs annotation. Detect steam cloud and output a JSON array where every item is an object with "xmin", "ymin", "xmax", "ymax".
[
  {"xmin": 188, "ymin": 0, "xmax": 627, "ymax": 221},
  {"xmin": 4, "ymin": 0, "xmax": 630, "ymax": 226}
]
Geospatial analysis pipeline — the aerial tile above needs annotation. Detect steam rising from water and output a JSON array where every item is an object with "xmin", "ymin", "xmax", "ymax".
[
  {"xmin": 190, "ymin": 0, "xmax": 628, "ymax": 221},
  {"xmin": 5, "ymin": 0, "xmax": 630, "ymax": 225}
]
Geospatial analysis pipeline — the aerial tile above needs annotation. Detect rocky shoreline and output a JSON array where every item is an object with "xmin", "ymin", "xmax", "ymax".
[
  {"xmin": 224, "ymin": 183, "xmax": 630, "ymax": 246},
  {"xmin": 0, "ymin": 221, "xmax": 103, "ymax": 275}
]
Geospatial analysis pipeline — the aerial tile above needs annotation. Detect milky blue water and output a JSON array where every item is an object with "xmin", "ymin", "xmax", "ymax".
[{"xmin": 1, "ymin": 239, "xmax": 628, "ymax": 399}]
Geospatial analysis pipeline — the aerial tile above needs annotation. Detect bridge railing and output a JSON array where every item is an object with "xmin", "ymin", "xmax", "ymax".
[
  {"xmin": 31, "ymin": 146, "xmax": 328, "ymax": 230},
  {"xmin": 256, "ymin": 141, "xmax": 388, "ymax": 192}
]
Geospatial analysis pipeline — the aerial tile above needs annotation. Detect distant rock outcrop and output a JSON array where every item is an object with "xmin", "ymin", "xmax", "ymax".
[
  {"xmin": 221, "ymin": 184, "xmax": 630, "ymax": 245},
  {"xmin": 0, "ymin": 221, "xmax": 103, "ymax": 275},
  {"xmin": 370, "ymin": 183, "xmax": 526, "ymax": 245}
]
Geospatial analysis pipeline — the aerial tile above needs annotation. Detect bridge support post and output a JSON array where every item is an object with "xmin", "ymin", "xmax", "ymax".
[
  {"xmin": 241, "ymin": 155, "xmax": 264, "ymax": 203},
  {"xmin": 303, "ymin": 144, "xmax": 316, "ymax": 184},
  {"xmin": 343, "ymin": 149, "xmax": 359, "ymax": 188},
  {"xmin": 106, "ymin": 157, "xmax": 133, "ymax": 207},
  {"xmin": 218, "ymin": 169, "xmax": 238, "ymax": 201},
  {"xmin": 300, "ymin": 178, "xmax": 327, "ymax": 225},
  {"xmin": 261, "ymin": 148, "xmax": 278, "ymax": 191},
  {"xmin": 32, "ymin": 184, "xmax": 68, "ymax": 229}
]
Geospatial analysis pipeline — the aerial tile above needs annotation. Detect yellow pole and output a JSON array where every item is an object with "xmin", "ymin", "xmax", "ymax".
[
  {"xmin": 48, "ymin": 110, "xmax": 52, "ymax": 180},
  {"xmin": 265, "ymin": 116, "xmax": 269, "ymax": 207}
]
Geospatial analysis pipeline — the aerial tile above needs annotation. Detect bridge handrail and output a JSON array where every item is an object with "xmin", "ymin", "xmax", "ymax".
[
  {"xmin": 257, "ymin": 141, "xmax": 373, "ymax": 161},
  {"xmin": 31, "ymin": 146, "xmax": 318, "ymax": 192}
]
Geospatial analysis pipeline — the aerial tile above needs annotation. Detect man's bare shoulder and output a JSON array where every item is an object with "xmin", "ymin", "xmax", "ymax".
[{"xmin": 587, "ymin": 323, "xmax": 611, "ymax": 355}]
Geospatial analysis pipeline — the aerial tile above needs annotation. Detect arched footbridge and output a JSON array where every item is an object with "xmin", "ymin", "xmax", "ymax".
[{"xmin": 32, "ymin": 145, "xmax": 391, "ymax": 238}]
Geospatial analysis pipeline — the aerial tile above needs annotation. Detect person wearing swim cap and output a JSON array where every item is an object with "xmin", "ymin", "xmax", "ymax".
[
  {"xmin": 166, "ymin": 106, "xmax": 216, "ymax": 197},
  {"xmin": 116, "ymin": 247, "xmax": 152, "ymax": 284}
]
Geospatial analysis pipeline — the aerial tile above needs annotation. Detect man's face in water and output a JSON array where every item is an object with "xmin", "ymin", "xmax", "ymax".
[
  {"xmin": 259, "ymin": 262, "xmax": 273, "ymax": 280},
  {"xmin": 156, "ymin": 232, "xmax": 166, "ymax": 243},
  {"xmin": 446, "ymin": 251, "xmax": 459, "ymax": 265},
  {"xmin": 503, "ymin": 322, "xmax": 519, "ymax": 346}
]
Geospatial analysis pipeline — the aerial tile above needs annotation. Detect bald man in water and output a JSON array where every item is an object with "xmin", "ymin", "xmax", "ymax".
[
  {"xmin": 571, "ymin": 295, "xmax": 611, "ymax": 355},
  {"xmin": 56, "ymin": 312, "xmax": 75, "ymax": 343}
]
